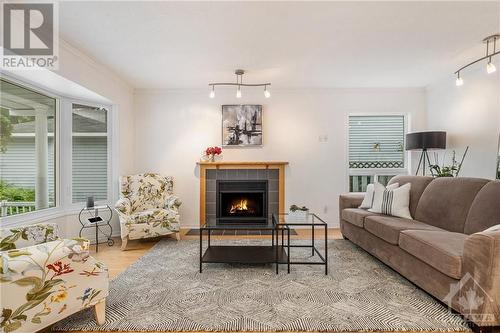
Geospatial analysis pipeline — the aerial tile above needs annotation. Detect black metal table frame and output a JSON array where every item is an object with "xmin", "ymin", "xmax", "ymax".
[
  {"xmin": 78, "ymin": 205, "xmax": 114, "ymax": 252},
  {"xmin": 273, "ymin": 213, "xmax": 328, "ymax": 275},
  {"xmin": 199, "ymin": 222, "xmax": 291, "ymax": 274}
]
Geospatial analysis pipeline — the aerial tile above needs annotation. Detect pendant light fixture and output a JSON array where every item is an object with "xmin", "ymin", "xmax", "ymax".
[
  {"xmin": 209, "ymin": 69, "xmax": 271, "ymax": 98},
  {"xmin": 454, "ymin": 34, "xmax": 499, "ymax": 86}
]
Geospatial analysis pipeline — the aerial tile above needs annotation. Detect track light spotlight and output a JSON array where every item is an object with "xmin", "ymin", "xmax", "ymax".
[
  {"xmin": 487, "ymin": 61, "xmax": 496, "ymax": 74},
  {"xmin": 264, "ymin": 86, "xmax": 270, "ymax": 98}
]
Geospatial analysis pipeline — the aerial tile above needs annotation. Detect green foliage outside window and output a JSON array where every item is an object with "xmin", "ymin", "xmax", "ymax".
[{"xmin": 0, "ymin": 180, "xmax": 35, "ymax": 202}]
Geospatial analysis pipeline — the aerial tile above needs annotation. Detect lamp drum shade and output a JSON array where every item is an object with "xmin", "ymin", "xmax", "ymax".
[{"xmin": 406, "ymin": 131, "xmax": 446, "ymax": 150}]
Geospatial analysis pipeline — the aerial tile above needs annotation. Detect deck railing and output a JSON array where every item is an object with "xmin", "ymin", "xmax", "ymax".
[{"xmin": 0, "ymin": 201, "xmax": 36, "ymax": 217}]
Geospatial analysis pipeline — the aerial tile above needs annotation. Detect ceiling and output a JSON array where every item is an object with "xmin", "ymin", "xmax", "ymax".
[{"xmin": 59, "ymin": 1, "xmax": 500, "ymax": 89}]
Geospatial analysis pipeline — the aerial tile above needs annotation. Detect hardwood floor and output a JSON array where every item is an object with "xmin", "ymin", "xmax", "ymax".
[{"xmin": 46, "ymin": 228, "xmax": 483, "ymax": 333}]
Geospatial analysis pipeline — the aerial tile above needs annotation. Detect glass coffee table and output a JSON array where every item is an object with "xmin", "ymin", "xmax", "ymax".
[
  {"xmin": 199, "ymin": 218, "xmax": 290, "ymax": 273},
  {"xmin": 272, "ymin": 213, "xmax": 328, "ymax": 275}
]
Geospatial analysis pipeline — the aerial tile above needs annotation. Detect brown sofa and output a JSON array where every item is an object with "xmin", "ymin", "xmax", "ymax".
[{"xmin": 339, "ymin": 176, "xmax": 500, "ymax": 332}]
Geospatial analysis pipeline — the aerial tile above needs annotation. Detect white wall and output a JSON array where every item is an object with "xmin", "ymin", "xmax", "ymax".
[
  {"xmin": 426, "ymin": 57, "xmax": 500, "ymax": 179},
  {"xmin": 134, "ymin": 88, "xmax": 426, "ymax": 227}
]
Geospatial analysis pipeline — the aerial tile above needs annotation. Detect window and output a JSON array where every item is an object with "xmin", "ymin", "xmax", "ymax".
[
  {"xmin": 348, "ymin": 115, "xmax": 407, "ymax": 192},
  {"xmin": 0, "ymin": 79, "xmax": 57, "ymax": 216},
  {"xmin": 0, "ymin": 76, "xmax": 114, "ymax": 223},
  {"xmin": 72, "ymin": 104, "xmax": 108, "ymax": 203}
]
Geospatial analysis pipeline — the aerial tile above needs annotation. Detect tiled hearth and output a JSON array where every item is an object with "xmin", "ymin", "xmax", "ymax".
[{"xmin": 197, "ymin": 162, "xmax": 288, "ymax": 226}]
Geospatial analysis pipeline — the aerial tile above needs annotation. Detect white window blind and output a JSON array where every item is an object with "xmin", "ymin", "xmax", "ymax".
[
  {"xmin": 72, "ymin": 104, "xmax": 108, "ymax": 203},
  {"xmin": 349, "ymin": 115, "xmax": 405, "ymax": 169}
]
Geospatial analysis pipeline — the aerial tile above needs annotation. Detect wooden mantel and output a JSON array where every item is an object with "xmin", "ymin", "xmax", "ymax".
[
  {"xmin": 197, "ymin": 161, "xmax": 288, "ymax": 225},
  {"xmin": 197, "ymin": 161, "xmax": 289, "ymax": 168}
]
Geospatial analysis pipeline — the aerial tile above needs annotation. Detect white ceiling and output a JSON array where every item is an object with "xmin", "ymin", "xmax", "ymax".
[{"xmin": 59, "ymin": 1, "xmax": 500, "ymax": 89}]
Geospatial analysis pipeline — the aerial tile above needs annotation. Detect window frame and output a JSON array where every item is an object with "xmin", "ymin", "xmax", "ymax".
[
  {"xmin": 0, "ymin": 74, "xmax": 116, "ymax": 227},
  {"xmin": 346, "ymin": 113, "xmax": 410, "ymax": 193}
]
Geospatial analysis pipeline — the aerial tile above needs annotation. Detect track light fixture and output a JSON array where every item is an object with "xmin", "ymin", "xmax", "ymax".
[
  {"xmin": 208, "ymin": 69, "xmax": 271, "ymax": 98},
  {"xmin": 454, "ymin": 34, "xmax": 499, "ymax": 86}
]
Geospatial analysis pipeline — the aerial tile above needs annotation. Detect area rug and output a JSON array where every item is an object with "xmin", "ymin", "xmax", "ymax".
[{"xmin": 53, "ymin": 239, "xmax": 470, "ymax": 332}]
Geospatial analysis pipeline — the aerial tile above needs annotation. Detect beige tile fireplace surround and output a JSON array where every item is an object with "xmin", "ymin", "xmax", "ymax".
[{"xmin": 197, "ymin": 161, "xmax": 288, "ymax": 226}]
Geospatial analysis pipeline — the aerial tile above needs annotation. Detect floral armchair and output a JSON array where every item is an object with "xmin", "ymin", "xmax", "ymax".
[
  {"xmin": 115, "ymin": 173, "xmax": 182, "ymax": 250},
  {"xmin": 0, "ymin": 223, "xmax": 108, "ymax": 333}
]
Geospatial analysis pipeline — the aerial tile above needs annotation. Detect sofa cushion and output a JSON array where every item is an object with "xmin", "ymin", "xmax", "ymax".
[
  {"xmin": 399, "ymin": 230, "xmax": 467, "ymax": 279},
  {"xmin": 364, "ymin": 215, "xmax": 442, "ymax": 245},
  {"xmin": 341, "ymin": 208, "xmax": 378, "ymax": 228},
  {"xmin": 414, "ymin": 177, "xmax": 489, "ymax": 233},
  {"xmin": 388, "ymin": 176, "xmax": 434, "ymax": 218},
  {"xmin": 464, "ymin": 180, "xmax": 500, "ymax": 234}
]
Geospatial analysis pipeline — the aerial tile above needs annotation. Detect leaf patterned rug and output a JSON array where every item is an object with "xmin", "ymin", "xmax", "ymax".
[{"xmin": 53, "ymin": 239, "xmax": 470, "ymax": 332}]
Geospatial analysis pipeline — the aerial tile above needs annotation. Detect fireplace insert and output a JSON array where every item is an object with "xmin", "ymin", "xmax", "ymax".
[{"xmin": 216, "ymin": 180, "xmax": 268, "ymax": 224}]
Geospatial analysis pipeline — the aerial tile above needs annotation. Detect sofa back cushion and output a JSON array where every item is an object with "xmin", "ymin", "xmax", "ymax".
[
  {"xmin": 414, "ymin": 177, "xmax": 489, "ymax": 233},
  {"xmin": 388, "ymin": 175, "xmax": 434, "ymax": 218},
  {"xmin": 464, "ymin": 180, "xmax": 500, "ymax": 234},
  {"xmin": 120, "ymin": 173, "xmax": 174, "ymax": 213},
  {"xmin": 0, "ymin": 223, "xmax": 60, "ymax": 251}
]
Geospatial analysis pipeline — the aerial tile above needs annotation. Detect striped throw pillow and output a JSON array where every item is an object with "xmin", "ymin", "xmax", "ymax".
[{"xmin": 369, "ymin": 182, "xmax": 412, "ymax": 219}]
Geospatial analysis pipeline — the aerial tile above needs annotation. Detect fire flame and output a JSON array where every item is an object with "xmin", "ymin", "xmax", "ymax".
[{"xmin": 229, "ymin": 199, "xmax": 249, "ymax": 214}]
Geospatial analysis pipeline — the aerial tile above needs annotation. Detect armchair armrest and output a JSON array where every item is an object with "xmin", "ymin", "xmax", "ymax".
[
  {"xmin": 165, "ymin": 195, "xmax": 182, "ymax": 211},
  {"xmin": 115, "ymin": 197, "xmax": 132, "ymax": 216},
  {"xmin": 1, "ymin": 239, "xmax": 109, "ymax": 331},
  {"xmin": 461, "ymin": 228, "xmax": 500, "ymax": 325}
]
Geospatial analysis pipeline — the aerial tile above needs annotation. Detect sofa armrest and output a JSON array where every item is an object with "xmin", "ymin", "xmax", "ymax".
[
  {"xmin": 338, "ymin": 193, "xmax": 364, "ymax": 219},
  {"xmin": 1, "ymin": 239, "xmax": 109, "ymax": 331},
  {"xmin": 461, "ymin": 229, "xmax": 500, "ymax": 325}
]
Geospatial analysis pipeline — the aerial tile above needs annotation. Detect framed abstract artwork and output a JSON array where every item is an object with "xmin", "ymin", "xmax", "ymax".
[{"xmin": 222, "ymin": 105, "xmax": 263, "ymax": 146}]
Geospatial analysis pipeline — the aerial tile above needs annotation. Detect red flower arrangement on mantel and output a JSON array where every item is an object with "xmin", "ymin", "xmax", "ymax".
[{"xmin": 204, "ymin": 146, "xmax": 222, "ymax": 162}]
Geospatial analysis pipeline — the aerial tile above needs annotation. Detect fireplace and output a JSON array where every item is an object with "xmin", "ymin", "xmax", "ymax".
[{"xmin": 217, "ymin": 180, "xmax": 268, "ymax": 224}]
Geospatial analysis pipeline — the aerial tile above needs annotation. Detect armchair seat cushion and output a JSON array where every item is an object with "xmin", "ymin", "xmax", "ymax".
[
  {"xmin": 399, "ymin": 230, "xmax": 466, "ymax": 279},
  {"xmin": 129, "ymin": 208, "xmax": 176, "ymax": 224}
]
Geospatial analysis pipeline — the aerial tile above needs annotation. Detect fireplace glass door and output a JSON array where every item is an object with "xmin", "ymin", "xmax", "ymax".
[{"xmin": 217, "ymin": 180, "xmax": 267, "ymax": 224}]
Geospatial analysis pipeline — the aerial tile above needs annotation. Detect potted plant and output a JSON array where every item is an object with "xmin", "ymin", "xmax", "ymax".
[{"xmin": 429, "ymin": 146, "xmax": 469, "ymax": 177}]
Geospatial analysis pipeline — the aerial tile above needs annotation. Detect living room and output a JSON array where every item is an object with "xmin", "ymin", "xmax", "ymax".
[{"xmin": 0, "ymin": 1, "xmax": 499, "ymax": 333}]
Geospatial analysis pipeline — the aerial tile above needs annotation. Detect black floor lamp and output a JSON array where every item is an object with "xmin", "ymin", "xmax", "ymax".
[{"xmin": 406, "ymin": 131, "xmax": 446, "ymax": 176}]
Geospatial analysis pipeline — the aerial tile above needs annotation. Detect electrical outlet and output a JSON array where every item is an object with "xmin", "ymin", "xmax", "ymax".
[
  {"xmin": 323, "ymin": 205, "xmax": 328, "ymax": 214},
  {"xmin": 318, "ymin": 134, "xmax": 328, "ymax": 142}
]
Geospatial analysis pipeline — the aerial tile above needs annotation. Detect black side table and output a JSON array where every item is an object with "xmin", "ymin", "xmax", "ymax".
[
  {"xmin": 273, "ymin": 213, "xmax": 328, "ymax": 275},
  {"xmin": 78, "ymin": 205, "xmax": 114, "ymax": 252}
]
